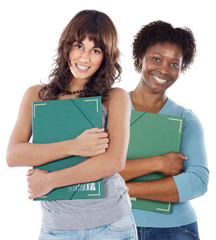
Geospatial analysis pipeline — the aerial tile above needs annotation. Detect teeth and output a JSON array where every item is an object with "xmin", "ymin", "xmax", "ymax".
[
  {"xmin": 76, "ymin": 64, "xmax": 89, "ymax": 70},
  {"xmin": 154, "ymin": 75, "xmax": 167, "ymax": 83}
]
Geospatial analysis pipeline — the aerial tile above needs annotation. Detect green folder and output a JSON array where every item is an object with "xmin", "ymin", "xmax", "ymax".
[
  {"xmin": 127, "ymin": 110, "xmax": 184, "ymax": 214},
  {"xmin": 32, "ymin": 96, "xmax": 103, "ymax": 200}
]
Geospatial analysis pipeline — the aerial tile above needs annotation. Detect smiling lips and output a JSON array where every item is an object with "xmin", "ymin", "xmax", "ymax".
[
  {"xmin": 76, "ymin": 63, "xmax": 90, "ymax": 71},
  {"xmin": 153, "ymin": 74, "xmax": 167, "ymax": 84}
]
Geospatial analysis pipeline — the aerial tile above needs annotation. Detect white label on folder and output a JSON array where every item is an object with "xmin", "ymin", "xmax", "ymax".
[{"xmin": 130, "ymin": 197, "xmax": 137, "ymax": 201}]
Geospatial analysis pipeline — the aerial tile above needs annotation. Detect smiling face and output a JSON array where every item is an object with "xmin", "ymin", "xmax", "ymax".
[
  {"xmin": 69, "ymin": 37, "xmax": 104, "ymax": 86},
  {"xmin": 140, "ymin": 42, "xmax": 183, "ymax": 95}
]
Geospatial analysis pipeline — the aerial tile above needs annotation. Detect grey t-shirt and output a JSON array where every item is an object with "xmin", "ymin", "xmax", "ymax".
[{"xmin": 41, "ymin": 105, "xmax": 131, "ymax": 230}]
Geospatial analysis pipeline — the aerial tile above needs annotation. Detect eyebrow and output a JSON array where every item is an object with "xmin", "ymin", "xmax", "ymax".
[
  {"xmin": 74, "ymin": 40, "xmax": 83, "ymax": 45},
  {"xmin": 73, "ymin": 40, "xmax": 102, "ymax": 49},
  {"xmin": 152, "ymin": 53, "xmax": 181, "ymax": 61}
]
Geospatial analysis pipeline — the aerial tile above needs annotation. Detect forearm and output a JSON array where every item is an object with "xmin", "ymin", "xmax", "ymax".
[
  {"xmin": 126, "ymin": 176, "xmax": 179, "ymax": 203},
  {"xmin": 7, "ymin": 126, "xmax": 110, "ymax": 167},
  {"xmin": 7, "ymin": 140, "xmax": 73, "ymax": 167},
  {"xmin": 50, "ymin": 150, "xmax": 124, "ymax": 189},
  {"xmin": 120, "ymin": 156, "xmax": 161, "ymax": 181},
  {"xmin": 120, "ymin": 152, "xmax": 186, "ymax": 181}
]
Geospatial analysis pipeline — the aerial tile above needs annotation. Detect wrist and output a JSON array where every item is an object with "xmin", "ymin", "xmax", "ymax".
[
  {"xmin": 49, "ymin": 171, "xmax": 59, "ymax": 189},
  {"xmin": 152, "ymin": 155, "xmax": 163, "ymax": 172},
  {"xmin": 64, "ymin": 139, "xmax": 77, "ymax": 157},
  {"xmin": 49, "ymin": 168, "xmax": 74, "ymax": 189},
  {"xmin": 126, "ymin": 182, "xmax": 135, "ymax": 197}
]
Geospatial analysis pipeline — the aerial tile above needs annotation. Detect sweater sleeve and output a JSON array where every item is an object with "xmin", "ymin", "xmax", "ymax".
[{"xmin": 173, "ymin": 110, "xmax": 209, "ymax": 202}]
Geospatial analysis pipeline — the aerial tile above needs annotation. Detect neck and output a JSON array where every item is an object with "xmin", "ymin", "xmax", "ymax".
[
  {"xmin": 131, "ymin": 82, "xmax": 168, "ymax": 113},
  {"xmin": 68, "ymin": 77, "xmax": 87, "ymax": 92}
]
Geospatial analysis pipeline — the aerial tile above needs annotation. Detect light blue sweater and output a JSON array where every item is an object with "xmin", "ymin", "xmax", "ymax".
[{"xmin": 129, "ymin": 94, "xmax": 209, "ymax": 227}]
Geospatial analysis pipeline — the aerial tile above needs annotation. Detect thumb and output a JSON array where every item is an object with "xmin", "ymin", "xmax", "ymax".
[
  {"xmin": 87, "ymin": 127, "xmax": 105, "ymax": 133},
  {"xmin": 26, "ymin": 168, "xmax": 35, "ymax": 176},
  {"xmin": 177, "ymin": 152, "xmax": 188, "ymax": 160}
]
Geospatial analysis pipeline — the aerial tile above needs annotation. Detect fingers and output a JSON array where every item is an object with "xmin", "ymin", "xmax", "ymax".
[
  {"xmin": 27, "ymin": 188, "xmax": 34, "ymax": 199},
  {"xmin": 91, "ymin": 142, "xmax": 109, "ymax": 156},
  {"xmin": 29, "ymin": 194, "xmax": 34, "ymax": 200},
  {"xmin": 87, "ymin": 128, "xmax": 109, "ymax": 139},
  {"xmin": 27, "ymin": 181, "xmax": 34, "ymax": 199},
  {"xmin": 177, "ymin": 152, "xmax": 188, "ymax": 160},
  {"xmin": 83, "ymin": 128, "xmax": 109, "ymax": 140},
  {"xmin": 28, "ymin": 189, "xmax": 35, "ymax": 200},
  {"xmin": 95, "ymin": 148, "xmax": 106, "ymax": 155},
  {"xmin": 86, "ymin": 128, "xmax": 109, "ymax": 144},
  {"xmin": 27, "ymin": 171, "xmax": 34, "ymax": 199},
  {"xmin": 75, "ymin": 128, "xmax": 109, "ymax": 157},
  {"xmin": 97, "ymin": 136, "xmax": 109, "ymax": 145},
  {"xmin": 98, "ymin": 143, "xmax": 109, "ymax": 150},
  {"xmin": 85, "ymin": 128, "xmax": 105, "ymax": 133},
  {"xmin": 97, "ymin": 132, "xmax": 109, "ymax": 139},
  {"xmin": 27, "ymin": 169, "xmax": 37, "ymax": 199},
  {"xmin": 26, "ymin": 168, "xmax": 35, "ymax": 176}
]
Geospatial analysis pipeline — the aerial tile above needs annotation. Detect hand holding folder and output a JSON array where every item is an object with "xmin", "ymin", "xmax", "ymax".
[
  {"xmin": 127, "ymin": 110, "xmax": 184, "ymax": 214},
  {"xmin": 32, "ymin": 96, "xmax": 103, "ymax": 200}
]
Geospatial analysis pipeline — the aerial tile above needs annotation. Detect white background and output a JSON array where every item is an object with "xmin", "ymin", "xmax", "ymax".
[{"xmin": 0, "ymin": 0, "xmax": 215, "ymax": 239}]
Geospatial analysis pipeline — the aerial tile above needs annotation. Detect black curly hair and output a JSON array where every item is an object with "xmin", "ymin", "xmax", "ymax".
[{"xmin": 133, "ymin": 20, "xmax": 196, "ymax": 73}]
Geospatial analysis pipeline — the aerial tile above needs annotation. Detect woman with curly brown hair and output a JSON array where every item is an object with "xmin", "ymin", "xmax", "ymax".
[
  {"xmin": 120, "ymin": 21, "xmax": 208, "ymax": 239},
  {"xmin": 6, "ymin": 10, "xmax": 137, "ymax": 239}
]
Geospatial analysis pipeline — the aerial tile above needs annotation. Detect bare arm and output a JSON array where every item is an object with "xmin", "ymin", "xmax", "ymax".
[
  {"xmin": 119, "ymin": 152, "xmax": 187, "ymax": 203},
  {"xmin": 27, "ymin": 88, "xmax": 131, "ymax": 199},
  {"xmin": 6, "ymin": 85, "xmax": 109, "ymax": 167},
  {"xmin": 120, "ymin": 152, "xmax": 187, "ymax": 181},
  {"xmin": 127, "ymin": 176, "xmax": 179, "ymax": 203}
]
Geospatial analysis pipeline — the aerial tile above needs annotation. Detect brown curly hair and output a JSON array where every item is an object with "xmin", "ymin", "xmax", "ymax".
[
  {"xmin": 39, "ymin": 10, "xmax": 121, "ymax": 101},
  {"xmin": 133, "ymin": 20, "xmax": 196, "ymax": 73}
]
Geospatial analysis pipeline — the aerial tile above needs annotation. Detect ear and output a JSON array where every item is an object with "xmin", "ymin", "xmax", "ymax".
[
  {"xmin": 139, "ymin": 57, "xmax": 142, "ymax": 64},
  {"xmin": 138, "ymin": 57, "xmax": 143, "ymax": 68}
]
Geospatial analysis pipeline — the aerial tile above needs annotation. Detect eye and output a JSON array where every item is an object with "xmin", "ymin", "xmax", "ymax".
[
  {"xmin": 72, "ymin": 42, "xmax": 83, "ymax": 50},
  {"xmin": 74, "ymin": 44, "xmax": 83, "ymax": 50},
  {"xmin": 92, "ymin": 49, "xmax": 102, "ymax": 54},
  {"xmin": 170, "ymin": 63, "xmax": 179, "ymax": 68},
  {"xmin": 152, "ymin": 57, "xmax": 160, "ymax": 63}
]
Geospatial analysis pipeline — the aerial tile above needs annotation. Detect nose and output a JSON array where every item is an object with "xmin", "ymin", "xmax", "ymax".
[
  {"xmin": 159, "ymin": 61, "xmax": 169, "ymax": 75},
  {"xmin": 79, "ymin": 50, "xmax": 90, "ymax": 63}
]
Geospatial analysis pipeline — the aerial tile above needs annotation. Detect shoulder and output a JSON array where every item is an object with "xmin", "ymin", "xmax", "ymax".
[
  {"xmin": 109, "ymin": 87, "xmax": 129, "ymax": 97},
  {"xmin": 103, "ymin": 87, "xmax": 131, "ymax": 114},
  {"xmin": 174, "ymin": 101, "xmax": 204, "ymax": 136},
  {"xmin": 19, "ymin": 84, "xmax": 44, "ymax": 113},
  {"xmin": 183, "ymin": 109, "xmax": 204, "ymax": 137},
  {"xmin": 168, "ymin": 99, "xmax": 200, "ymax": 121},
  {"xmin": 103, "ymin": 88, "xmax": 130, "ymax": 111},
  {"xmin": 23, "ymin": 84, "xmax": 43, "ymax": 103},
  {"xmin": 167, "ymin": 98, "xmax": 204, "ymax": 134},
  {"xmin": 177, "ymin": 104, "xmax": 201, "ymax": 129},
  {"xmin": 106, "ymin": 88, "xmax": 130, "ymax": 105},
  {"xmin": 15, "ymin": 85, "xmax": 44, "ymax": 126}
]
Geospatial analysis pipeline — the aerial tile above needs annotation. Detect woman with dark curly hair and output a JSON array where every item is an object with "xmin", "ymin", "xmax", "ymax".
[
  {"xmin": 7, "ymin": 10, "xmax": 137, "ymax": 239},
  {"xmin": 120, "ymin": 21, "xmax": 208, "ymax": 239}
]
